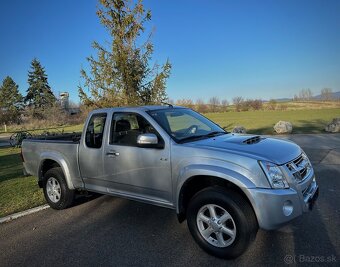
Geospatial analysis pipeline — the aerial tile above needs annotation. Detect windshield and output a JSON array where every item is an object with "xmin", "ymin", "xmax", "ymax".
[{"xmin": 147, "ymin": 108, "xmax": 226, "ymax": 143}]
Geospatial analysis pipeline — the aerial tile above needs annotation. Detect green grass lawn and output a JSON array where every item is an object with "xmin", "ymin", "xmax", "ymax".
[
  {"xmin": 0, "ymin": 147, "xmax": 45, "ymax": 217},
  {"xmin": 205, "ymin": 108, "xmax": 340, "ymax": 134},
  {"xmin": 34, "ymin": 109, "xmax": 340, "ymax": 135}
]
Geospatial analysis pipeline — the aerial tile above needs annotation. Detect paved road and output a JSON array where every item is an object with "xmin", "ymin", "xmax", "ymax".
[
  {"xmin": 0, "ymin": 135, "xmax": 10, "ymax": 147},
  {"xmin": 0, "ymin": 134, "xmax": 339, "ymax": 267}
]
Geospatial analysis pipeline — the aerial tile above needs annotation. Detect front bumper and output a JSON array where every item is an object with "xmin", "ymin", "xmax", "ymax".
[
  {"xmin": 247, "ymin": 176, "xmax": 319, "ymax": 230},
  {"xmin": 303, "ymin": 178, "xmax": 319, "ymax": 211}
]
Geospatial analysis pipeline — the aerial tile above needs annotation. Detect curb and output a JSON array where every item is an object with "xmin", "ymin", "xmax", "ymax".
[{"xmin": 0, "ymin": 205, "xmax": 50, "ymax": 224}]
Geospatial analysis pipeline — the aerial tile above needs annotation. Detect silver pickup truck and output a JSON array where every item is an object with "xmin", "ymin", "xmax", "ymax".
[{"xmin": 22, "ymin": 105, "xmax": 319, "ymax": 259}]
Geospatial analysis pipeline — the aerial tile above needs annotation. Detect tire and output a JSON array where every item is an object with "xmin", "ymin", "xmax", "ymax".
[
  {"xmin": 43, "ymin": 167, "xmax": 75, "ymax": 210},
  {"xmin": 186, "ymin": 186, "xmax": 258, "ymax": 259}
]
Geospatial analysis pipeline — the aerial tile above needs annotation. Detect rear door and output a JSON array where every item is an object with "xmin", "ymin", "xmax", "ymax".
[{"xmin": 79, "ymin": 112, "xmax": 108, "ymax": 191}]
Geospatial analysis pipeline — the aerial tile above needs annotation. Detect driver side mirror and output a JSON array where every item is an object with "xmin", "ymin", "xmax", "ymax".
[{"xmin": 137, "ymin": 133, "xmax": 164, "ymax": 149}]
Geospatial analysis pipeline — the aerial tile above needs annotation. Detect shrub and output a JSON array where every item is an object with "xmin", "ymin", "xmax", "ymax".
[
  {"xmin": 267, "ymin": 99, "xmax": 277, "ymax": 110},
  {"xmin": 232, "ymin": 96, "xmax": 244, "ymax": 112},
  {"xmin": 249, "ymin": 99, "xmax": 263, "ymax": 110}
]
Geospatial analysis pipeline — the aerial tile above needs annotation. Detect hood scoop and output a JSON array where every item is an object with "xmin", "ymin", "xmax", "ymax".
[{"xmin": 243, "ymin": 136, "xmax": 263, "ymax": 145}]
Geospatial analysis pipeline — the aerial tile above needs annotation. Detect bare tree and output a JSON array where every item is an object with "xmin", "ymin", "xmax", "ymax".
[
  {"xmin": 221, "ymin": 99, "xmax": 229, "ymax": 112},
  {"xmin": 267, "ymin": 99, "xmax": 277, "ymax": 110},
  {"xmin": 232, "ymin": 96, "xmax": 244, "ymax": 112},
  {"xmin": 249, "ymin": 99, "xmax": 263, "ymax": 110},
  {"xmin": 298, "ymin": 90, "xmax": 304, "ymax": 100},
  {"xmin": 176, "ymin": 99, "xmax": 194, "ymax": 109},
  {"xmin": 321, "ymin": 88, "xmax": 333, "ymax": 101},
  {"xmin": 298, "ymin": 88, "xmax": 313, "ymax": 101},
  {"xmin": 306, "ymin": 88, "xmax": 313, "ymax": 100},
  {"xmin": 208, "ymin": 97, "xmax": 220, "ymax": 112},
  {"xmin": 240, "ymin": 99, "xmax": 252, "ymax": 111},
  {"xmin": 195, "ymin": 99, "xmax": 208, "ymax": 113},
  {"xmin": 277, "ymin": 103, "xmax": 288, "ymax": 110}
]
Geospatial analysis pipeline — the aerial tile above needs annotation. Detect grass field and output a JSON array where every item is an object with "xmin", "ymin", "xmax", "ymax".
[
  {"xmin": 2, "ymin": 108, "xmax": 339, "ymax": 137},
  {"xmin": 205, "ymin": 108, "xmax": 340, "ymax": 134},
  {"xmin": 0, "ymin": 147, "xmax": 45, "ymax": 217},
  {"xmin": 0, "ymin": 102, "xmax": 339, "ymax": 136}
]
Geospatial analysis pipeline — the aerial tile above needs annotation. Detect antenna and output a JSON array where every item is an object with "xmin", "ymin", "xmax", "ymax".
[{"xmin": 161, "ymin": 102, "xmax": 174, "ymax": 108}]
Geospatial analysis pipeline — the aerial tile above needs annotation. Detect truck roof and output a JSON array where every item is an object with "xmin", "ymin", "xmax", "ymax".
[{"xmin": 91, "ymin": 105, "xmax": 184, "ymax": 113}]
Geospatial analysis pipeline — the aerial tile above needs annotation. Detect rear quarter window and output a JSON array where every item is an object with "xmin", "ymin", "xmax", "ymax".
[{"xmin": 85, "ymin": 113, "xmax": 107, "ymax": 148}]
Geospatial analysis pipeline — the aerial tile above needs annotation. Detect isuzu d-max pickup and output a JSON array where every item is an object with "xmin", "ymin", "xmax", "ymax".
[{"xmin": 22, "ymin": 105, "xmax": 319, "ymax": 258}]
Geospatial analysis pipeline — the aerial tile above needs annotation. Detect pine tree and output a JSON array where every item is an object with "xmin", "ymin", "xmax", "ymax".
[
  {"xmin": 0, "ymin": 76, "xmax": 23, "ymax": 124},
  {"xmin": 25, "ymin": 58, "xmax": 56, "ymax": 112},
  {"xmin": 79, "ymin": 0, "xmax": 171, "ymax": 108}
]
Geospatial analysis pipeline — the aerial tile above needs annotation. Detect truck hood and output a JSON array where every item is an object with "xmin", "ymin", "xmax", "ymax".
[{"xmin": 186, "ymin": 133, "xmax": 301, "ymax": 165}]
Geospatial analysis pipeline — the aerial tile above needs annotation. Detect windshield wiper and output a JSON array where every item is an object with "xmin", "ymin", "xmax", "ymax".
[
  {"xmin": 204, "ymin": 131, "xmax": 226, "ymax": 137},
  {"xmin": 178, "ymin": 131, "xmax": 226, "ymax": 143},
  {"xmin": 178, "ymin": 135, "xmax": 207, "ymax": 143}
]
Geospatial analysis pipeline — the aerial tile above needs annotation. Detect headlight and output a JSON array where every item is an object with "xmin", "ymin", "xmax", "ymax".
[{"xmin": 259, "ymin": 161, "xmax": 289, "ymax": 189}]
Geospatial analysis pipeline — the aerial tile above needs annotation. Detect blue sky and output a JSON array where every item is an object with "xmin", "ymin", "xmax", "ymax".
[{"xmin": 0, "ymin": 0, "xmax": 339, "ymax": 103}]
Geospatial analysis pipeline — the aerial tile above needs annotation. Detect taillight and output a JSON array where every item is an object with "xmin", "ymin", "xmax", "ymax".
[{"xmin": 20, "ymin": 148, "xmax": 25, "ymax": 162}]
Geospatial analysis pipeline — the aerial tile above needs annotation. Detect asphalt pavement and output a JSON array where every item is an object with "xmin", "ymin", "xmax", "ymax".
[
  {"xmin": 0, "ymin": 135, "xmax": 10, "ymax": 147},
  {"xmin": 0, "ymin": 134, "xmax": 339, "ymax": 267}
]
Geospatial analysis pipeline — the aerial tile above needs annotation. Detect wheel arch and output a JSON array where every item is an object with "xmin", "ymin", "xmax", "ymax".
[
  {"xmin": 38, "ymin": 153, "xmax": 74, "ymax": 190},
  {"xmin": 176, "ymin": 173, "xmax": 257, "ymax": 224}
]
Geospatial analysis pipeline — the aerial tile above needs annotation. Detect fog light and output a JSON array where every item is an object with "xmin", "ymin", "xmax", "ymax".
[{"xmin": 283, "ymin": 200, "xmax": 293, "ymax": 216}]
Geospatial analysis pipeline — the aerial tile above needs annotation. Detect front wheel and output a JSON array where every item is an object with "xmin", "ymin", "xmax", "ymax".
[
  {"xmin": 186, "ymin": 187, "xmax": 258, "ymax": 259},
  {"xmin": 43, "ymin": 167, "xmax": 75, "ymax": 210}
]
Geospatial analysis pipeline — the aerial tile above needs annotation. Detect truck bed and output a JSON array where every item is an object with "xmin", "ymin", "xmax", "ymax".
[
  {"xmin": 22, "ymin": 133, "xmax": 84, "ymax": 189},
  {"xmin": 28, "ymin": 132, "xmax": 82, "ymax": 143}
]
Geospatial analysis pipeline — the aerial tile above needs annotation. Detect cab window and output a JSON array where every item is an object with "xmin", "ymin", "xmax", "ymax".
[
  {"xmin": 110, "ymin": 113, "xmax": 160, "ymax": 146},
  {"xmin": 85, "ymin": 113, "xmax": 107, "ymax": 148}
]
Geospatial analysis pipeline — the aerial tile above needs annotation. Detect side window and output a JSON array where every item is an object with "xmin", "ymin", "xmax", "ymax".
[
  {"xmin": 85, "ymin": 113, "xmax": 107, "ymax": 148},
  {"xmin": 110, "ymin": 113, "xmax": 159, "ymax": 146}
]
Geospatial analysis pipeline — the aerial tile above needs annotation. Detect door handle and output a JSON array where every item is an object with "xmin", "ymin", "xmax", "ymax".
[{"xmin": 106, "ymin": 151, "xmax": 120, "ymax": 157}]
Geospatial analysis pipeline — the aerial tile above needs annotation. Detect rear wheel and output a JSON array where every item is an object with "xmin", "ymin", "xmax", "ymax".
[
  {"xmin": 186, "ymin": 186, "xmax": 258, "ymax": 259},
  {"xmin": 43, "ymin": 167, "xmax": 75, "ymax": 210}
]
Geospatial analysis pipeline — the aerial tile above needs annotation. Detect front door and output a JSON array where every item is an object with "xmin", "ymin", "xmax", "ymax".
[{"xmin": 103, "ymin": 112, "xmax": 172, "ymax": 204}]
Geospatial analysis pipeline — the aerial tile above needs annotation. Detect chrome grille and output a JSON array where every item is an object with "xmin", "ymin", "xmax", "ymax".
[
  {"xmin": 302, "ymin": 181, "xmax": 313, "ymax": 196},
  {"xmin": 286, "ymin": 154, "xmax": 311, "ymax": 183},
  {"xmin": 294, "ymin": 155, "xmax": 304, "ymax": 166}
]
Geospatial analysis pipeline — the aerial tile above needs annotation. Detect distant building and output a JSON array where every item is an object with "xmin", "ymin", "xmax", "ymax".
[
  {"xmin": 59, "ymin": 92, "xmax": 80, "ymax": 115},
  {"xmin": 60, "ymin": 92, "xmax": 69, "ymax": 110}
]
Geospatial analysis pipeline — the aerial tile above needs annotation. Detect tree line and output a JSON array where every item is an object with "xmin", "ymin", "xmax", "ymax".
[
  {"xmin": 293, "ymin": 88, "xmax": 335, "ymax": 101},
  {"xmin": 171, "ymin": 87, "xmax": 338, "ymax": 113},
  {"xmin": 172, "ymin": 97, "xmax": 265, "ymax": 113},
  {"xmin": 0, "ymin": 58, "xmax": 56, "ymax": 125}
]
